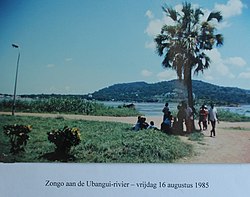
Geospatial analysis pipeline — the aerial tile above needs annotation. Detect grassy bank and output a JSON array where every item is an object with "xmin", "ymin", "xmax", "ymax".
[
  {"xmin": 217, "ymin": 109, "xmax": 250, "ymax": 122},
  {"xmin": 0, "ymin": 98, "xmax": 141, "ymax": 117},
  {"xmin": 0, "ymin": 115, "xmax": 192, "ymax": 163}
]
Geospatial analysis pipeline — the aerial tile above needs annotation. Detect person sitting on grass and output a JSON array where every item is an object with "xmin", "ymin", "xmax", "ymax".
[
  {"xmin": 147, "ymin": 121, "xmax": 159, "ymax": 130},
  {"xmin": 132, "ymin": 116, "xmax": 141, "ymax": 131},
  {"xmin": 140, "ymin": 116, "xmax": 149, "ymax": 129},
  {"xmin": 132, "ymin": 116, "xmax": 149, "ymax": 131}
]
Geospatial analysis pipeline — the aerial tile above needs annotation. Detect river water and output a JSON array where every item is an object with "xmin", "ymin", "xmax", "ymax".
[{"xmin": 100, "ymin": 101, "xmax": 250, "ymax": 117}]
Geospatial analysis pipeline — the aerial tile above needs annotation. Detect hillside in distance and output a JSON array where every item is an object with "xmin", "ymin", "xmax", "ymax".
[{"xmin": 88, "ymin": 80, "xmax": 250, "ymax": 104}]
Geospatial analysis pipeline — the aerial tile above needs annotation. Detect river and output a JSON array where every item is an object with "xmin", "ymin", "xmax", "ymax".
[{"xmin": 100, "ymin": 101, "xmax": 250, "ymax": 117}]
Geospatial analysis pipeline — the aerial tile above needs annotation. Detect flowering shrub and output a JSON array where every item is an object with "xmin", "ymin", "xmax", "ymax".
[
  {"xmin": 47, "ymin": 126, "xmax": 81, "ymax": 154},
  {"xmin": 3, "ymin": 124, "xmax": 32, "ymax": 154}
]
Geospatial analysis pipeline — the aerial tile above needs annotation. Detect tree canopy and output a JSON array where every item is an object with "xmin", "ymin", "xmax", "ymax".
[{"xmin": 155, "ymin": 2, "xmax": 224, "ymax": 109}]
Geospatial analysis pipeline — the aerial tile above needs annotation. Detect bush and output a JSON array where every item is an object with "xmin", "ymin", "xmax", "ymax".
[
  {"xmin": 47, "ymin": 126, "xmax": 81, "ymax": 155},
  {"xmin": 3, "ymin": 124, "xmax": 32, "ymax": 154}
]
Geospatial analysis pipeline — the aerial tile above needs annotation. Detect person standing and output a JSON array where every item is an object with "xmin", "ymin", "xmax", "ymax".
[
  {"xmin": 208, "ymin": 104, "xmax": 219, "ymax": 137},
  {"xmin": 162, "ymin": 102, "xmax": 169, "ymax": 121},
  {"xmin": 176, "ymin": 105, "xmax": 185, "ymax": 133},
  {"xmin": 198, "ymin": 105, "xmax": 208, "ymax": 130},
  {"xmin": 183, "ymin": 102, "xmax": 193, "ymax": 133}
]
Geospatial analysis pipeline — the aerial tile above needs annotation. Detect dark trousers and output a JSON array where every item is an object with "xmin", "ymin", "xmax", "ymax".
[{"xmin": 210, "ymin": 120, "xmax": 216, "ymax": 136}]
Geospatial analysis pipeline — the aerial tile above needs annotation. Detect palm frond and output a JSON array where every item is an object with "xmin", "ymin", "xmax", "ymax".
[
  {"xmin": 155, "ymin": 35, "xmax": 167, "ymax": 56},
  {"xmin": 194, "ymin": 53, "xmax": 211, "ymax": 74},
  {"xmin": 162, "ymin": 52, "xmax": 172, "ymax": 68},
  {"xmin": 161, "ymin": 25, "xmax": 177, "ymax": 36},
  {"xmin": 215, "ymin": 34, "xmax": 224, "ymax": 46},
  {"xmin": 193, "ymin": 8, "xmax": 204, "ymax": 24},
  {"xmin": 182, "ymin": 2, "xmax": 192, "ymax": 16},
  {"xmin": 162, "ymin": 6, "xmax": 178, "ymax": 21},
  {"xmin": 207, "ymin": 11, "xmax": 223, "ymax": 22}
]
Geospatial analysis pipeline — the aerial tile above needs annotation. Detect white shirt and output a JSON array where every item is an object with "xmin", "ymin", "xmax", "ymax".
[{"xmin": 209, "ymin": 107, "xmax": 217, "ymax": 121}]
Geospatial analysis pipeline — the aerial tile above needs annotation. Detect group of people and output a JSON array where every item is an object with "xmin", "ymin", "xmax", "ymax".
[
  {"xmin": 132, "ymin": 116, "xmax": 158, "ymax": 131},
  {"xmin": 132, "ymin": 101, "xmax": 219, "ymax": 137},
  {"xmin": 198, "ymin": 103, "xmax": 219, "ymax": 137},
  {"xmin": 161, "ymin": 102, "xmax": 194, "ymax": 134}
]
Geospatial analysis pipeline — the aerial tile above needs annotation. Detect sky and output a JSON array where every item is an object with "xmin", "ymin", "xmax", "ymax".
[{"xmin": 0, "ymin": 0, "xmax": 250, "ymax": 95}]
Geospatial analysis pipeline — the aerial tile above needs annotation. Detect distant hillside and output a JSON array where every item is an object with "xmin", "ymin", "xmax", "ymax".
[
  {"xmin": 2, "ymin": 80, "xmax": 249, "ymax": 105},
  {"xmin": 88, "ymin": 80, "xmax": 250, "ymax": 104}
]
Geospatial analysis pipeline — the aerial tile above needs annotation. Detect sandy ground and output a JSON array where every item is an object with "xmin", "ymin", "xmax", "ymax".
[{"xmin": 1, "ymin": 112, "xmax": 250, "ymax": 163}]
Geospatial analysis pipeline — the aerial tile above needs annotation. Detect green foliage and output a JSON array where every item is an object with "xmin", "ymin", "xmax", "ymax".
[
  {"xmin": 0, "ymin": 97, "xmax": 141, "ymax": 117},
  {"xmin": 3, "ymin": 124, "xmax": 32, "ymax": 154},
  {"xmin": 217, "ymin": 109, "xmax": 250, "ymax": 122},
  {"xmin": 0, "ymin": 115, "xmax": 192, "ymax": 163},
  {"xmin": 47, "ymin": 126, "xmax": 81, "ymax": 155}
]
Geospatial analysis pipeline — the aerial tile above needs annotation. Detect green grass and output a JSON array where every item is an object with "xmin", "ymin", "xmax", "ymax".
[
  {"xmin": 188, "ymin": 132, "xmax": 204, "ymax": 141},
  {"xmin": 0, "ymin": 115, "xmax": 192, "ymax": 163},
  {"xmin": 0, "ymin": 98, "xmax": 142, "ymax": 117}
]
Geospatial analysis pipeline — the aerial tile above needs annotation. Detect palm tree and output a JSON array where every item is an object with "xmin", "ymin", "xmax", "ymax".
[{"xmin": 155, "ymin": 2, "xmax": 223, "ymax": 130}]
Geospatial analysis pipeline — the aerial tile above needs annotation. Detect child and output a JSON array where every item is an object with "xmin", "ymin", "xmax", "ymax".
[{"xmin": 147, "ymin": 121, "xmax": 158, "ymax": 130}]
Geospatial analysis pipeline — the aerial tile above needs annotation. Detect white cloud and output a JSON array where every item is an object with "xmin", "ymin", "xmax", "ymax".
[
  {"xmin": 144, "ymin": 8, "xmax": 176, "ymax": 38},
  {"xmin": 145, "ymin": 41, "xmax": 155, "ymax": 49},
  {"xmin": 144, "ymin": 18, "xmax": 163, "ymax": 37},
  {"xmin": 65, "ymin": 58, "xmax": 73, "ymax": 62},
  {"xmin": 205, "ymin": 49, "xmax": 235, "ymax": 78},
  {"xmin": 215, "ymin": 0, "xmax": 244, "ymax": 19},
  {"xmin": 144, "ymin": 10, "xmax": 176, "ymax": 51},
  {"xmin": 238, "ymin": 72, "xmax": 250, "ymax": 79},
  {"xmin": 225, "ymin": 57, "xmax": 247, "ymax": 67},
  {"xmin": 157, "ymin": 70, "xmax": 176, "ymax": 81},
  {"xmin": 47, "ymin": 64, "xmax": 56, "ymax": 68},
  {"xmin": 216, "ymin": 21, "xmax": 231, "ymax": 29},
  {"xmin": 141, "ymin": 69, "xmax": 153, "ymax": 77},
  {"xmin": 145, "ymin": 10, "xmax": 154, "ymax": 19},
  {"xmin": 195, "ymin": 48, "xmax": 236, "ymax": 82}
]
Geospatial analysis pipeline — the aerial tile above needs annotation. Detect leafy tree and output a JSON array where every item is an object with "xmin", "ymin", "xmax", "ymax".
[{"xmin": 155, "ymin": 2, "xmax": 224, "ymax": 129}]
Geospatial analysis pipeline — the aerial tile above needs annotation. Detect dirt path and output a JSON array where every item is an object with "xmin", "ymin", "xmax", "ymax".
[
  {"xmin": 1, "ymin": 112, "xmax": 250, "ymax": 163},
  {"xmin": 178, "ymin": 122, "xmax": 250, "ymax": 163}
]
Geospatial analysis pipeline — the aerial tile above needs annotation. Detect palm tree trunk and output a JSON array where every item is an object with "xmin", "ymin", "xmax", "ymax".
[{"xmin": 185, "ymin": 64, "xmax": 195, "ymax": 131}]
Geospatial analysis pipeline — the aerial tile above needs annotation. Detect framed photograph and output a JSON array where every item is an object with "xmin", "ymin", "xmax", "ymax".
[{"xmin": 1, "ymin": 0, "xmax": 250, "ymax": 196}]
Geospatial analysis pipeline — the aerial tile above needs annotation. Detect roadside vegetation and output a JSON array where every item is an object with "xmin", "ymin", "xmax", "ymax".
[{"xmin": 0, "ymin": 115, "xmax": 193, "ymax": 163}]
